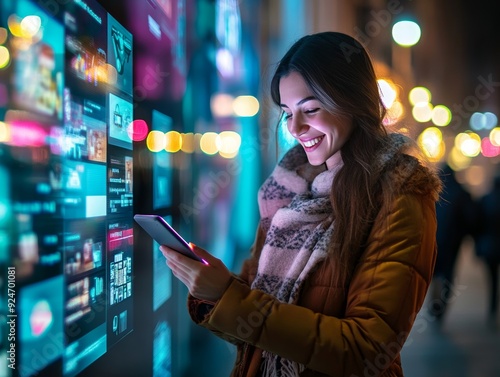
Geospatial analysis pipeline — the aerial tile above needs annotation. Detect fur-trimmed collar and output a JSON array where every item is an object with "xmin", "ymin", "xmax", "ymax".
[{"xmin": 377, "ymin": 134, "xmax": 442, "ymax": 202}]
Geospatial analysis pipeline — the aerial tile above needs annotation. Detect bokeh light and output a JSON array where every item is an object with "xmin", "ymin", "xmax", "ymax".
[
  {"xmin": 233, "ymin": 95, "xmax": 259, "ymax": 117},
  {"xmin": 392, "ymin": 20, "xmax": 421, "ymax": 47},
  {"xmin": 489, "ymin": 127, "xmax": 500, "ymax": 146},
  {"xmin": 456, "ymin": 132, "xmax": 481, "ymax": 157},
  {"xmin": 0, "ymin": 28, "xmax": 7, "ymax": 44},
  {"xmin": 20, "ymin": 15, "xmax": 41, "ymax": 38},
  {"xmin": 384, "ymin": 101, "xmax": 405, "ymax": 126},
  {"xmin": 199, "ymin": 132, "xmax": 218, "ymax": 155},
  {"xmin": 481, "ymin": 137, "xmax": 500, "ymax": 158},
  {"xmin": 0, "ymin": 121, "xmax": 10, "ymax": 143},
  {"xmin": 216, "ymin": 48, "xmax": 234, "ymax": 77},
  {"xmin": 127, "ymin": 119, "xmax": 149, "ymax": 142},
  {"xmin": 98, "ymin": 64, "xmax": 118, "ymax": 85},
  {"xmin": 211, "ymin": 93, "xmax": 234, "ymax": 118},
  {"xmin": 417, "ymin": 127, "xmax": 444, "ymax": 161},
  {"xmin": 146, "ymin": 130, "xmax": 166, "ymax": 152},
  {"xmin": 216, "ymin": 131, "xmax": 241, "ymax": 158},
  {"xmin": 165, "ymin": 131, "xmax": 182, "ymax": 153},
  {"xmin": 181, "ymin": 133, "xmax": 195, "ymax": 153},
  {"xmin": 378, "ymin": 79, "xmax": 397, "ymax": 109},
  {"xmin": 448, "ymin": 146, "xmax": 471, "ymax": 171},
  {"xmin": 0, "ymin": 46, "xmax": 9, "ymax": 69},
  {"xmin": 409, "ymin": 86, "xmax": 431, "ymax": 106},
  {"xmin": 469, "ymin": 111, "xmax": 497, "ymax": 131},
  {"xmin": 431, "ymin": 105, "xmax": 452, "ymax": 127},
  {"xmin": 412, "ymin": 102, "xmax": 433, "ymax": 123},
  {"xmin": 8, "ymin": 15, "xmax": 24, "ymax": 37}
]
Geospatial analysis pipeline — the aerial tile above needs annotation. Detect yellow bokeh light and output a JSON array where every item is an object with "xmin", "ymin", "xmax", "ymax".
[
  {"xmin": 409, "ymin": 86, "xmax": 431, "ymax": 106},
  {"xmin": 199, "ymin": 132, "xmax": 219, "ymax": 155},
  {"xmin": 0, "ymin": 121, "xmax": 11, "ymax": 143},
  {"xmin": 431, "ymin": 105, "xmax": 452, "ymax": 127},
  {"xmin": 8, "ymin": 15, "xmax": 23, "ymax": 38},
  {"xmin": 194, "ymin": 133, "xmax": 203, "ymax": 152},
  {"xmin": 397, "ymin": 127, "xmax": 410, "ymax": 135},
  {"xmin": 384, "ymin": 100, "xmax": 404, "ymax": 125},
  {"xmin": 447, "ymin": 146, "xmax": 471, "ymax": 171},
  {"xmin": 378, "ymin": 79, "xmax": 398, "ymax": 109},
  {"xmin": 216, "ymin": 131, "xmax": 241, "ymax": 157},
  {"xmin": 0, "ymin": 46, "xmax": 10, "ymax": 69},
  {"xmin": 412, "ymin": 102, "xmax": 433, "ymax": 123},
  {"xmin": 455, "ymin": 132, "xmax": 470, "ymax": 149},
  {"xmin": 467, "ymin": 132, "xmax": 481, "ymax": 143},
  {"xmin": 146, "ymin": 130, "xmax": 166, "ymax": 152},
  {"xmin": 417, "ymin": 127, "xmax": 444, "ymax": 161},
  {"xmin": 165, "ymin": 131, "xmax": 182, "ymax": 153},
  {"xmin": 96, "ymin": 64, "xmax": 117, "ymax": 85},
  {"xmin": 456, "ymin": 132, "xmax": 481, "ymax": 157},
  {"xmin": 181, "ymin": 133, "xmax": 195, "ymax": 153},
  {"xmin": 211, "ymin": 93, "xmax": 234, "ymax": 118},
  {"xmin": 422, "ymin": 126, "xmax": 443, "ymax": 140},
  {"xmin": 233, "ymin": 95, "xmax": 260, "ymax": 117},
  {"xmin": 219, "ymin": 150, "xmax": 239, "ymax": 159},
  {"xmin": 490, "ymin": 127, "xmax": 500, "ymax": 146}
]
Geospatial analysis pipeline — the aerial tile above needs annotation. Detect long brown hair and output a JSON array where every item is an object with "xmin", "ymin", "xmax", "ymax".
[{"xmin": 270, "ymin": 31, "xmax": 389, "ymax": 288}]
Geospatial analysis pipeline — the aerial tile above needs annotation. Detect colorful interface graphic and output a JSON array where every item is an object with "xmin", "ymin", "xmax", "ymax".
[{"xmin": 0, "ymin": 0, "xmax": 134, "ymax": 376}]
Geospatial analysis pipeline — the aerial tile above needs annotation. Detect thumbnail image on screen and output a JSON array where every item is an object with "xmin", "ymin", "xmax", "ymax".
[
  {"xmin": 10, "ymin": 0, "xmax": 64, "ymax": 121},
  {"xmin": 0, "ymin": 0, "xmax": 134, "ymax": 376}
]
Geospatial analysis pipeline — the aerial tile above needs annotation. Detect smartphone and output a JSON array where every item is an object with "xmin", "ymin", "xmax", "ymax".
[{"xmin": 134, "ymin": 214, "xmax": 204, "ymax": 263}]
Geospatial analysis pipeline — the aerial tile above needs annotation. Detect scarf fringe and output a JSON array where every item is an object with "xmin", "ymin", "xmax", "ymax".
[{"xmin": 261, "ymin": 350, "xmax": 305, "ymax": 377}]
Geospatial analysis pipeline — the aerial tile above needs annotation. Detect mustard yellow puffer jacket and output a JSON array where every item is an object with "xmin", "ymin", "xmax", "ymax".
[{"xmin": 188, "ymin": 161, "xmax": 441, "ymax": 376}]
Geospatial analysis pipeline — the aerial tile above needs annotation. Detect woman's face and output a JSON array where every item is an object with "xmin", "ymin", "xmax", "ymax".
[{"xmin": 279, "ymin": 71, "xmax": 353, "ymax": 169}]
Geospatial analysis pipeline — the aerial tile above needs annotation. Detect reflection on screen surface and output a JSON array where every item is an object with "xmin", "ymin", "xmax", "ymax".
[{"xmin": 0, "ymin": 0, "xmax": 134, "ymax": 375}]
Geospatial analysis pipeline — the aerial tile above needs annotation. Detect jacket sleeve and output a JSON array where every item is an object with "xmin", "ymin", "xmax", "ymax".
[
  {"xmin": 186, "ymin": 222, "xmax": 266, "ymax": 345},
  {"xmin": 195, "ymin": 194, "xmax": 437, "ymax": 376}
]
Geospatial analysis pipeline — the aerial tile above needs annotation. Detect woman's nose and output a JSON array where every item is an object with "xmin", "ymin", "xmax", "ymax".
[{"xmin": 287, "ymin": 115, "xmax": 308, "ymax": 138}]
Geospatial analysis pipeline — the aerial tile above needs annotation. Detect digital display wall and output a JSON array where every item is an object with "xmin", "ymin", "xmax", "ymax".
[{"xmin": 0, "ymin": 0, "xmax": 134, "ymax": 376}]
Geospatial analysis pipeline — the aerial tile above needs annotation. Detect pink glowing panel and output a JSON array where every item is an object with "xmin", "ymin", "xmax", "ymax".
[
  {"xmin": 30, "ymin": 300, "xmax": 53, "ymax": 337},
  {"xmin": 9, "ymin": 120, "xmax": 47, "ymax": 147}
]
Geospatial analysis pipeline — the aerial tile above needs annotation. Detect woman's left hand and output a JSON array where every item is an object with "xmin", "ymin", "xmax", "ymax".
[{"xmin": 160, "ymin": 243, "xmax": 232, "ymax": 302}]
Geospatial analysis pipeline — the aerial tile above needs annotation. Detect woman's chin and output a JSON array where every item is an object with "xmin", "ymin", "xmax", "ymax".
[{"xmin": 306, "ymin": 157, "xmax": 326, "ymax": 167}]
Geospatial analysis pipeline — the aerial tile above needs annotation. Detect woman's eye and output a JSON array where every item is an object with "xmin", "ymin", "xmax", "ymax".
[
  {"xmin": 305, "ymin": 108, "xmax": 319, "ymax": 114},
  {"xmin": 284, "ymin": 113, "xmax": 293, "ymax": 120}
]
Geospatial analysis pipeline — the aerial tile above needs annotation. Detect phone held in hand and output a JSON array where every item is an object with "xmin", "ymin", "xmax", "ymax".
[{"xmin": 133, "ymin": 214, "xmax": 205, "ymax": 263}]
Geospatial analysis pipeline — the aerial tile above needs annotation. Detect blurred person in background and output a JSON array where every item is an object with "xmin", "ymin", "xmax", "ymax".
[
  {"xmin": 474, "ymin": 172, "xmax": 500, "ymax": 325},
  {"xmin": 427, "ymin": 164, "xmax": 476, "ymax": 323},
  {"xmin": 159, "ymin": 31, "xmax": 442, "ymax": 376}
]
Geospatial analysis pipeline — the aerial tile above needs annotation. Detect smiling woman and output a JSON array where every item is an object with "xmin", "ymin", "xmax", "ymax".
[
  {"xmin": 160, "ymin": 31, "xmax": 442, "ymax": 377},
  {"xmin": 279, "ymin": 71, "xmax": 353, "ymax": 169}
]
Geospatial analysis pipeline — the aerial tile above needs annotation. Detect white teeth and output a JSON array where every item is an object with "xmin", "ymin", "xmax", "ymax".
[{"xmin": 303, "ymin": 136, "xmax": 323, "ymax": 147}]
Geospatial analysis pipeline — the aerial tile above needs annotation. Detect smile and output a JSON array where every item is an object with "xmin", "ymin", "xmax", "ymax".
[{"xmin": 302, "ymin": 136, "xmax": 324, "ymax": 149}]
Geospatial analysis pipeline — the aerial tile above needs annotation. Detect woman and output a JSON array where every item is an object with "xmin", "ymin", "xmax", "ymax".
[{"xmin": 161, "ymin": 31, "xmax": 441, "ymax": 377}]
